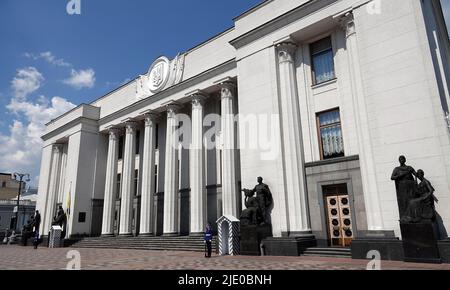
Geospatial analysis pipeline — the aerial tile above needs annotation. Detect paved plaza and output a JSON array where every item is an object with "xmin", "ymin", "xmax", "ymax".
[{"xmin": 0, "ymin": 246, "xmax": 449, "ymax": 270}]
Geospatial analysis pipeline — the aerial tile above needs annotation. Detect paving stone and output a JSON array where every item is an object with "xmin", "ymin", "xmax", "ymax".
[{"xmin": 0, "ymin": 245, "xmax": 449, "ymax": 270}]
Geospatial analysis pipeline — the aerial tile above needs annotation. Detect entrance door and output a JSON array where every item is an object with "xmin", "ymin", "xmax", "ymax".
[{"xmin": 323, "ymin": 184, "xmax": 354, "ymax": 247}]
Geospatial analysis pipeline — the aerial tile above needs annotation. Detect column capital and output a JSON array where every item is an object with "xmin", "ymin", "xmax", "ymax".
[
  {"xmin": 218, "ymin": 82, "xmax": 236, "ymax": 100},
  {"xmin": 142, "ymin": 112, "xmax": 159, "ymax": 126},
  {"xmin": 52, "ymin": 144, "xmax": 64, "ymax": 154},
  {"xmin": 106, "ymin": 126, "xmax": 121, "ymax": 135},
  {"xmin": 124, "ymin": 121, "xmax": 139, "ymax": 134},
  {"xmin": 276, "ymin": 42, "xmax": 297, "ymax": 64},
  {"xmin": 340, "ymin": 12, "xmax": 355, "ymax": 38},
  {"xmin": 164, "ymin": 102, "xmax": 181, "ymax": 118},
  {"xmin": 191, "ymin": 93, "xmax": 207, "ymax": 108}
]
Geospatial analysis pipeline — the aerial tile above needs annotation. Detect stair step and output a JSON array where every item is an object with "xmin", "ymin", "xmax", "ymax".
[
  {"xmin": 302, "ymin": 247, "xmax": 351, "ymax": 258},
  {"xmin": 69, "ymin": 236, "xmax": 217, "ymax": 252}
]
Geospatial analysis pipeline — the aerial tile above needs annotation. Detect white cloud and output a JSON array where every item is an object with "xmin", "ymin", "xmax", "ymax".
[
  {"xmin": 10, "ymin": 67, "xmax": 44, "ymax": 100},
  {"xmin": 0, "ymin": 69, "xmax": 76, "ymax": 186},
  {"xmin": 63, "ymin": 68, "xmax": 96, "ymax": 89},
  {"xmin": 24, "ymin": 51, "xmax": 71, "ymax": 67}
]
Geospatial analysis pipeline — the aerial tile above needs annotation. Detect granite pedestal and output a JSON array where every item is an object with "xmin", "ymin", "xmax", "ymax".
[
  {"xmin": 400, "ymin": 222, "xmax": 441, "ymax": 264},
  {"xmin": 240, "ymin": 224, "xmax": 272, "ymax": 256}
]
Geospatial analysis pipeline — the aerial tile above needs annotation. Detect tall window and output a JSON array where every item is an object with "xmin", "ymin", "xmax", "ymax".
[
  {"xmin": 135, "ymin": 130, "xmax": 140, "ymax": 155},
  {"xmin": 118, "ymin": 136, "xmax": 124, "ymax": 160},
  {"xmin": 155, "ymin": 124, "xmax": 159, "ymax": 150},
  {"xmin": 134, "ymin": 169, "xmax": 139, "ymax": 196},
  {"xmin": 317, "ymin": 109, "xmax": 344, "ymax": 160},
  {"xmin": 116, "ymin": 173, "xmax": 122, "ymax": 199},
  {"xmin": 311, "ymin": 36, "xmax": 335, "ymax": 85}
]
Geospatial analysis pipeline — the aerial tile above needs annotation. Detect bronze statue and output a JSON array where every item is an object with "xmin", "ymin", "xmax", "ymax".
[
  {"xmin": 52, "ymin": 206, "xmax": 67, "ymax": 238},
  {"xmin": 240, "ymin": 177, "xmax": 273, "ymax": 225},
  {"xmin": 240, "ymin": 189, "xmax": 262, "ymax": 225},
  {"xmin": 391, "ymin": 156, "xmax": 437, "ymax": 223},
  {"xmin": 403, "ymin": 169, "xmax": 436, "ymax": 223},
  {"xmin": 391, "ymin": 156, "xmax": 417, "ymax": 221}
]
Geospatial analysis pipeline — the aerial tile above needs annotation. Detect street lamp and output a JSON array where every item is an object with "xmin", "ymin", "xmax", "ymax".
[{"xmin": 12, "ymin": 173, "xmax": 30, "ymax": 233}]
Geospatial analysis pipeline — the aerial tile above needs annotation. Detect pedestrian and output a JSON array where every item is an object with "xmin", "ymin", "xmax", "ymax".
[
  {"xmin": 34, "ymin": 210, "xmax": 41, "ymax": 235},
  {"xmin": 33, "ymin": 231, "xmax": 39, "ymax": 249},
  {"xmin": 204, "ymin": 223, "xmax": 213, "ymax": 258}
]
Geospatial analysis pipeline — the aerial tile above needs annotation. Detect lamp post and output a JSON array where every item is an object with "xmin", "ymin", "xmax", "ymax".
[{"xmin": 12, "ymin": 173, "xmax": 30, "ymax": 233}]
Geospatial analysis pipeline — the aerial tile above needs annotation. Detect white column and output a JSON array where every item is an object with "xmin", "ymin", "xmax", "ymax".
[
  {"xmin": 276, "ymin": 42, "xmax": 311, "ymax": 235},
  {"xmin": 190, "ymin": 94, "xmax": 206, "ymax": 234},
  {"xmin": 343, "ymin": 13, "xmax": 384, "ymax": 231},
  {"xmin": 220, "ymin": 82, "xmax": 238, "ymax": 218},
  {"xmin": 163, "ymin": 104, "xmax": 180, "ymax": 236},
  {"xmin": 139, "ymin": 113, "xmax": 158, "ymax": 236},
  {"xmin": 101, "ymin": 128, "xmax": 120, "ymax": 237},
  {"xmin": 119, "ymin": 122, "xmax": 137, "ymax": 236},
  {"xmin": 43, "ymin": 144, "xmax": 63, "ymax": 235}
]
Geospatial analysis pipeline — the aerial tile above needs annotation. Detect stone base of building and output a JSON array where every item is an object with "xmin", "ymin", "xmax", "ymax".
[
  {"xmin": 351, "ymin": 230, "xmax": 404, "ymax": 261},
  {"xmin": 138, "ymin": 233, "xmax": 155, "ymax": 237},
  {"xmin": 262, "ymin": 234, "xmax": 316, "ymax": 256},
  {"xmin": 119, "ymin": 233, "xmax": 134, "ymax": 237},
  {"xmin": 101, "ymin": 233, "xmax": 115, "ymax": 238}
]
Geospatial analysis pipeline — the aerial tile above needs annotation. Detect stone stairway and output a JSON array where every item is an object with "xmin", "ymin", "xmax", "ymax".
[
  {"xmin": 302, "ymin": 247, "xmax": 351, "ymax": 258},
  {"xmin": 69, "ymin": 235, "xmax": 217, "ymax": 252}
]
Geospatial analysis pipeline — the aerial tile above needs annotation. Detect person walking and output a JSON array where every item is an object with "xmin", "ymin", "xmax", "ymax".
[
  {"xmin": 204, "ymin": 223, "xmax": 213, "ymax": 258},
  {"xmin": 34, "ymin": 210, "xmax": 41, "ymax": 235}
]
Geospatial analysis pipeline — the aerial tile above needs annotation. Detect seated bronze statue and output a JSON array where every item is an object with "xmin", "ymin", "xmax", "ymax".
[
  {"xmin": 402, "ymin": 169, "xmax": 437, "ymax": 223},
  {"xmin": 240, "ymin": 189, "xmax": 263, "ymax": 226},
  {"xmin": 240, "ymin": 177, "xmax": 273, "ymax": 226}
]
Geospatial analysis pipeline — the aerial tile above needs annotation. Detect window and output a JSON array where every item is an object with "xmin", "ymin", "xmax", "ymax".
[
  {"xmin": 155, "ymin": 124, "xmax": 159, "ymax": 149},
  {"xmin": 134, "ymin": 169, "xmax": 139, "ymax": 196},
  {"xmin": 1, "ymin": 181, "xmax": 6, "ymax": 188},
  {"xmin": 116, "ymin": 173, "xmax": 122, "ymax": 199},
  {"xmin": 317, "ymin": 109, "xmax": 345, "ymax": 160},
  {"xmin": 135, "ymin": 130, "xmax": 140, "ymax": 155},
  {"xmin": 118, "ymin": 136, "xmax": 124, "ymax": 160},
  {"xmin": 310, "ymin": 37, "xmax": 335, "ymax": 85},
  {"xmin": 78, "ymin": 212, "xmax": 86, "ymax": 223}
]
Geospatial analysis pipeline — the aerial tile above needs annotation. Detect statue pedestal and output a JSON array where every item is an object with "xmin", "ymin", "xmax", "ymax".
[
  {"xmin": 240, "ymin": 224, "xmax": 272, "ymax": 256},
  {"xmin": 400, "ymin": 222, "xmax": 441, "ymax": 264}
]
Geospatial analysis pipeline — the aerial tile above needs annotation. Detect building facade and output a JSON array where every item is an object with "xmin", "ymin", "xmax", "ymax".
[
  {"xmin": 0, "ymin": 173, "xmax": 24, "ymax": 200},
  {"xmin": 36, "ymin": 0, "xmax": 450, "ymax": 256}
]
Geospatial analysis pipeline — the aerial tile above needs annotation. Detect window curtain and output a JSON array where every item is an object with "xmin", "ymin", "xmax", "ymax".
[
  {"xmin": 319, "ymin": 111, "xmax": 344, "ymax": 159},
  {"xmin": 313, "ymin": 49, "xmax": 335, "ymax": 84}
]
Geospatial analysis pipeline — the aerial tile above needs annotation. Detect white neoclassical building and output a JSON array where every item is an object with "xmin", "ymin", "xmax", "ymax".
[{"xmin": 37, "ymin": 0, "xmax": 450, "ymax": 258}]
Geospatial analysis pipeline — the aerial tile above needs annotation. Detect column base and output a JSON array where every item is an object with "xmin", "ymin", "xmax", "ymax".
[
  {"xmin": 119, "ymin": 233, "xmax": 134, "ymax": 237},
  {"xmin": 351, "ymin": 230, "xmax": 404, "ymax": 261},
  {"xmin": 101, "ymin": 234, "xmax": 115, "ymax": 238},
  {"xmin": 262, "ymin": 234, "xmax": 316, "ymax": 256},
  {"xmin": 138, "ymin": 233, "xmax": 155, "ymax": 237},
  {"xmin": 163, "ymin": 232, "xmax": 179, "ymax": 237},
  {"xmin": 189, "ymin": 232, "xmax": 204, "ymax": 237}
]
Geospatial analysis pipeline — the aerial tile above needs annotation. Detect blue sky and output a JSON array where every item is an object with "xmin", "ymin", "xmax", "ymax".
[
  {"xmin": 0, "ymin": 0, "xmax": 449, "ymax": 187},
  {"xmin": 0, "ymin": 0, "xmax": 261, "ymax": 186}
]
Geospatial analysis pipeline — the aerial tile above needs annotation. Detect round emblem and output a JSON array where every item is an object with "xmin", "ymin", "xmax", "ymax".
[{"xmin": 148, "ymin": 56, "xmax": 170, "ymax": 93}]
